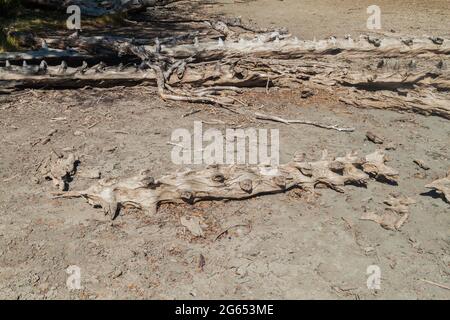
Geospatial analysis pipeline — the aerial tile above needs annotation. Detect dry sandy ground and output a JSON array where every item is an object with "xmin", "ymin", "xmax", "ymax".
[
  {"xmin": 0, "ymin": 1, "xmax": 449, "ymax": 300},
  {"xmin": 0, "ymin": 87, "xmax": 449, "ymax": 299},
  {"xmin": 206, "ymin": 0, "xmax": 450, "ymax": 39}
]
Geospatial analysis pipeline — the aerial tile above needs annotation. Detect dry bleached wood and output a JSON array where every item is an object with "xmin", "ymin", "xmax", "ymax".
[
  {"xmin": 107, "ymin": 34, "xmax": 450, "ymax": 61},
  {"xmin": 180, "ymin": 216, "xmax": 204, "ymax": 237},
  {"xmin": 255, "ymin": 112, "xmax": 355, "ymax": 132},
  {"xmin": 0, "ymin": 48, "xmax": 95, "ymax": 64},
  {"xmin": 425, "ymin": 169, "xmax": 450, "ymax": 203},
  {"xmin": 360, "ymin": 194, "xmax": 416, "ymax": 231},
  {"xmin": 23, "ymin": 33, "xmax": 449, "ymax": 63},
  {"xmin": 52, "ymin": 150, "xmax": 399, "ymax": 219},
  {"xmin": 338, "ymin": 89, "xmax": 450, "ymax": 120},
  {"xmin": 1, "ymin": 32, "xmax": 450, "ymax": 118},
  {"xmin": 419, "ymin": 279, "xmax": 450, "ymax": 291}
]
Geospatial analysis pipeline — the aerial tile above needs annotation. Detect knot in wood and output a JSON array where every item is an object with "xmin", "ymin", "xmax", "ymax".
[
  {"xmin": 211, "ymin": 173, "xmax": 225, "ymax": 183},
  {"xmin": 273, "ymin": 176, "xmax": 286, "ymax": 189},
  {"xmin": 180, "ymin": 190, "xmax": 194, "ymax": 201},
  {"xmin": 239, "ymin": 179, "xmax": 253, "ymax": 193}
]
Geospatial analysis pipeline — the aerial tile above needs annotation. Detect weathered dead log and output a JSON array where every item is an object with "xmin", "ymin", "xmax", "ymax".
[
  {"xmin": 1, "ymin": 32, "xmax": 450, "ymax": 118},
  {"xmin": 339, "ymin": 89, "xmax": 450, "ymax": 119},
  {"xmin": 52, "ymin": 150, "xmax": 398, "ymax": 218},
  {"xmin": 11, "ymin": 33, "xmax": 446, "ymax": 66},
  {"xmin": 0, "ymin": 48, "xmax": 96, "ymax": 65},
  {"xmin": 54, "ymin": 34, "xmax": 450, "ymax": 61},
  {"xmin": 2, "ymin": 62, "xmax": 449, "ymax": 118},
  {"xmin": 154, "ymin": 36, "xmax": 450, "ymax": 60},
  {"xmin": 339, "ymin": 71, "xmax": 450, "ymax": 91},
  {"xmin": 0, "ymin": 60, "xmax": 269, "ymax": 90}
]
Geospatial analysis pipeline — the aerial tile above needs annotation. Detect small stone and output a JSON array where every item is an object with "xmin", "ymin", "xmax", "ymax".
[
  {"xmin": 236, "ymin": 266, "xmax": 248, "ymax": 277},
  {"xmin": 112, "ymin": 269, "xmax": 123, "ymax": 279},
  {"xmin": 384, "ymin": 142, "xmax": 396, "ymax": 150},
  {"xmin": 364, "ymin": 246, "xmax": 375, "ymax": 254},
  {"xmin": 31, "ymin": 176, "xmax": 40, "ymax": 184},
  {"xmin": 300, "ymin": 87, "xmax": 314, "ymax": 98},
  {"xmin": 413, "ymin": 172, "xmax": 427, "ymax": 179},
  {"xmin": 366, "ymin": 131, "xmax": 384, "ymax": 144}
]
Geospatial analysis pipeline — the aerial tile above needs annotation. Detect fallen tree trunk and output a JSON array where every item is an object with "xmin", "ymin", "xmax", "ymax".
[
  {"xmin": 53, "ymin": 150, "xmax": 399, "ymax": 219},
  {"xmin": 339, "ymin": 89, "xmax": 450, "ymax": 119},
  {"xmin": 0, "ymin": 48, "xmax": 97, "ymax": 65},
  {"xmin": 0, "ymin": 60, "xmax": 269, "ymax": 89},
  {"xmin": 1, "ymin": 32, "xmax": 450, "ymax": 118},
  {"xmin": 3, "ymin": 34, "xmax": 448, "ymax": 64},
  {"xmin": 2, "ymin": 58, "xmax": 449, "ymax": 118}
]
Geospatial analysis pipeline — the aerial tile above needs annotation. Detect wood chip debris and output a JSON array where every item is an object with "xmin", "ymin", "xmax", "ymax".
[
  {"xmin": 360, "ymin": 194, "xmax": 416, "ymax": 231},
  {"xmin": 180, "ymin": 216, "xmax": 205, "ymax": 237}
]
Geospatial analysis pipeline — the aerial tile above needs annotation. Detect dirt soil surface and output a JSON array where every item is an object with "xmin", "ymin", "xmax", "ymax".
[
  {"xmin": 0, "ymin": 1, "xmax": 449, "ymax": 300},
  {"xmin": 206, "ymin": 0, "xmax": 450, "ymax": 39}
]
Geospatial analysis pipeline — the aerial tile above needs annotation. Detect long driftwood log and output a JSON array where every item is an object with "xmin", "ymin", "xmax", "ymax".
[
  {"xmin": 53, "ymin": 150, "xmax": 399, "ymax": 219},
  {"xmin": 1, "ymin": 29, "xmax": 449, "ymax": 118},
  {"xmin": 4, "ymin": 33, "xmax": 447, "ymax": 62}
]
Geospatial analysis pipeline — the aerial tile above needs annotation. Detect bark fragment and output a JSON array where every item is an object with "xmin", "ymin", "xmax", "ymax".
[
  {"xmin": 360, "ymin": 194, "xmax": 416, "ymax": 230},
  {"xmin": 39, "ymin": 153, "xmax": 79, "ymax": 191},
  {"xmin": 426, "ymin": 169, "xmax": 450, "ymax": 203}
]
